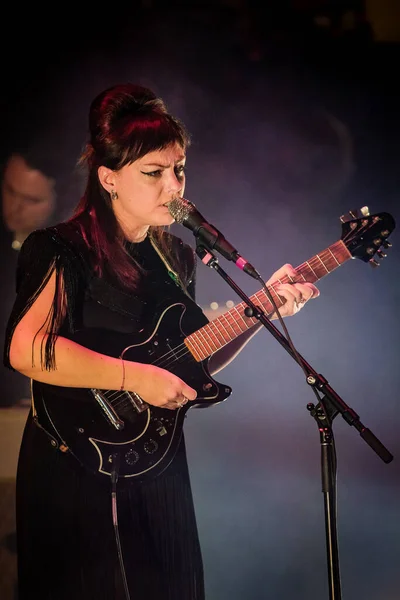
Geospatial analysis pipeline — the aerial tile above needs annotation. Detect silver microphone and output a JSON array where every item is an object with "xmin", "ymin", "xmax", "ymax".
[{"xmin": 168, "ymin": 197, "xmax": 261, "ymax": 280}]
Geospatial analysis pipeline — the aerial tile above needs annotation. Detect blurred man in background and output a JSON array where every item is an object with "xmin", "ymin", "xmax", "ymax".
[
  {"xmin": 2, "ymin": 153, "xmax": 56, "ymax": 250},
  {"xmin": 1, "ymin": 151, "xmax": 56, "ymax": 406}
]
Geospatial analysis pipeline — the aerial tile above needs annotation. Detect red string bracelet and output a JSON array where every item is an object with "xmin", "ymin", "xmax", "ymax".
[{"xmin": 119, "ymin": 357, "xmax": 126, "ymax": 391}]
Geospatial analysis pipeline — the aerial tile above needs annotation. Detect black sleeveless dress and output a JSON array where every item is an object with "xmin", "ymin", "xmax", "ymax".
[{"xmin": 3, "ymin": 221, "xmax": 206, "ymax": 600}]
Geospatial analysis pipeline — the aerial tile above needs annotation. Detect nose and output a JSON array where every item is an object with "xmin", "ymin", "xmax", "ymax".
[{"xmin": 166, "ymin": 170, "xmax": 183, "ymax": 195}]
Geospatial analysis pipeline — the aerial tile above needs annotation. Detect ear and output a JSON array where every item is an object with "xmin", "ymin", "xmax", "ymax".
[{"xmin": 98, "ymin": 166, "xmax": 116, "ymax": 194}]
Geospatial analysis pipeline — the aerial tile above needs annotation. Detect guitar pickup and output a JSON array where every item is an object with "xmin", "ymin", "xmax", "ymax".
[{"xmin": 91, "ymin": 389, "xmax": 125, "ymax": 430}]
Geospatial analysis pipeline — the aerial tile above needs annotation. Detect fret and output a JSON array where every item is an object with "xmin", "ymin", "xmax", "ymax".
[
  {"xmin": 305, "ymin": 260, "xmax": 318, "ymax": 280},
  {"xmin": 319, "ymin": 250, "xmax": 336, "ymax": 272},
  {"xmin": 328, "ymin": 248, "xmax": 340, "ymax": 267},
  {"xmin": 186, "ymin": 333, "xmax": 204, "ymax": 361},
  {"xmin": 338, "ymin": 241, "xmax": 351, "ymax": 262},
  {"xmin": 316, "ymin": 253, "xmax": 329, "ymax": 273},
  {"xmin": 207, "ymin": 320, "xmax": 227, "ymax": 348},
  {"xmin": 197, "ymin": 328, "xmax": 218, "ymax": 354},
  {"xmin": 210, "ymin": 319, "xmax": 231, "ymax": 346},
  {"xmin": 265, "ymin": 286, "xmax": 283, "ymax": 309},
  {"xmin": 259, "ymin": 288, "xmax": 274, "ymax": 315},
  {"xmin": 259, "ymin": 286, "xmax": 285, "ymax": 318},
  {"xmin": 190, "ymin": 332, "xmax": 203, "ymax": 354},
  {"xmin": 293, "ymin": 267, "xmax": 307, "ymax": 281},
  {"xmin": 184, "ymin": 339, "xmax": 201, "ymax": 361},
  {"xmin": 241, "ymin": 292, "xmax": 266, "ymax": 324},
  {"xmin": 234, "ymin": 306, "xmax": 249, "ymax": 330},
  {"xmin": 253, "ymin": 288, "xmax": 269, "ymax": 310},
  {"xmin": 224, "ymin": 310, "xmax": 246, "ymax": 337},
  {"xmin": 219, "ymin": 313, "xmax": 236, "ymax": 340},
  {"xmin": 185, "ymin": 239, "xmax": 353, "ymax": 362},
  {"xmin": 297, "ymin": 261, "xmax": 315, "ymax": 281}
]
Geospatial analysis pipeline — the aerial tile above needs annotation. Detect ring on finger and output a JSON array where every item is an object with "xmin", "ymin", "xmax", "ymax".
[{"xmin": 177, "ymin": 396, "xmax": 189, "ymax": 408}]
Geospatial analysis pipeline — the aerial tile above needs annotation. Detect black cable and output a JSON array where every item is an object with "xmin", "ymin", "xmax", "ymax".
[{"xmin": 111, "ymin": 456, "xmax": 131, "ymax": 600}]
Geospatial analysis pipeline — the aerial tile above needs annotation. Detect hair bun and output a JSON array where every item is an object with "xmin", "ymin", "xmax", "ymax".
[{"xmin": 89, "ymin": 83, "xmax": 166, "ymax": 139}]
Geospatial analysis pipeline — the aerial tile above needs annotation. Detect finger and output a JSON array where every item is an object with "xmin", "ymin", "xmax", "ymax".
[
  {"xmin": 163, "ymin": 395, "xmax": 191, "ymax": 411},
  {"xmin": 272, "ymin": 287, "xmax": 301, "ymax": 315},
  {"xmin": 175, "ymin": 396, "xmax": 189, "ymax": 409},
  {"xmin": 304, "ymin": 282, "xmax": 320, "ymax": 298},
  {"xmin": 290, "ymin": 283, "xmax": 315, "ymax": 301},
  {"xmin": 163, "ymin": 403, "xmax": 177, "ymax": 411},
  {"xmin": 292, "ymin": 282, "xmax": 320, "ymax": 301},
  {"xmin": 276, "ymin": 283, "xmax": 303, "ymax": 304},
  {"xmin": 278, "ymin": 282, "xmax": 318, "ymax": 303},
  {"xmin": 182, "ymin": 386, "xmax": 197, "ymax": 401},
  {"xmin": 174, "ymin": 396, "xmax": 191, "ymax": 410},
  {"xmin": 265, "ymin": 263, "xmax": 297, "ymax": 285}
]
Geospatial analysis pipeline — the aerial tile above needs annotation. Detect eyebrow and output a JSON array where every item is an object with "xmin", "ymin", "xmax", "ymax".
[
  {"xmin": 4, "ymin": 180, "xmax": 45, "ymax": 203},
  {"xmin": 142, "ymin": 158, "xmax": 186, "ymax": 168}
]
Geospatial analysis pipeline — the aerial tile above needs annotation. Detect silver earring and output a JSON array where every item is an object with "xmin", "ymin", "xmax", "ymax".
[{"xmin": 110, "ymin": 189, "xmax": 118, "ymax": 201}]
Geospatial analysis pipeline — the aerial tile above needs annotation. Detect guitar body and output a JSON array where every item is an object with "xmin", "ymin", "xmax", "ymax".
[{"xmin": 32, "ymin": 302, "xmax": 232, "ymax": 482}]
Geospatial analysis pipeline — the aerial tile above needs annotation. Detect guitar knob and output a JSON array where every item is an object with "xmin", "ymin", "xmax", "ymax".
[
  {"xmin": 125, "ymin": 449, "xmax": 139, "ymax": 465},
  {"xmin": 144, "ymin": 439, "xmax": 158, "ymax": 454},
  {"xmin": 369, "ymin": 259, "xmax": 380, "ymax": 268}
]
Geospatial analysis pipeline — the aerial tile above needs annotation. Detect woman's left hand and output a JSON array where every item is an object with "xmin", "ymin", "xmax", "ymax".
[{"xmin": 265, "ymin": 263, "xmax": 320, "ymax": 318}]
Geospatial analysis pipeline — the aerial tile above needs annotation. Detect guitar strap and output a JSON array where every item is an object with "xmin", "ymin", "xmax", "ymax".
[{"xmin": 149, "ymin": 234, "xmax": 194, "ymax": 301}]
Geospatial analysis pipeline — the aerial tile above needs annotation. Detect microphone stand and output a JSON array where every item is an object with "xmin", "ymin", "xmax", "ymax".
[{"xmin": 195, "ymin": 241, "xmax": 394, "ymax": 600}]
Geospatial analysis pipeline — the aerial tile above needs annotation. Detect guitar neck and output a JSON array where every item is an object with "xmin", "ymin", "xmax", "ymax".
[{"xmin": 184, "ymin": 239, "xmax": 351, "ymax": 361}]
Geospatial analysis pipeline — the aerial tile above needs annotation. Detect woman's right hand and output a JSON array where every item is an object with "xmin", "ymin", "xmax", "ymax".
[{"xmin": 130, "ymin": 363, "xmax": 197, "ymax": 410}]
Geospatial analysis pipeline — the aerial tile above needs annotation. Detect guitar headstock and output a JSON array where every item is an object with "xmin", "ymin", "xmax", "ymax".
[{"xmin": 340, "ymin": 207, "xmax": 395, "ymax": 266}]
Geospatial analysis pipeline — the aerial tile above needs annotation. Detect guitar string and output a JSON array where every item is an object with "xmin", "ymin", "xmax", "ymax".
[
  {"xmin": 107, "ymin": 237, "xmax": 360, "ymax": 407},
  {"xmin": 134, "ymin": 233, "xmax": 362, "ymax": 375},
  {"xmin": 147, "ymin": 243, "xmax": 348, "ymax": 369},
  {"xmin": 109, "ymin": 346, "xmax": 194, "ymax": 408}
]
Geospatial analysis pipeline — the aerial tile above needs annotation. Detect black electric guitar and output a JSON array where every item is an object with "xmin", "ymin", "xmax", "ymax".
[{"xmin": 31, "ymin": 208, "xmax": 395, "ymax": 482}]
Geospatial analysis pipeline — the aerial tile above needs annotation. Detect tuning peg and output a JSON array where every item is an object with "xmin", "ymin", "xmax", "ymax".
[
  {"xmin": 377, "ymin": 249, "xmax": 387, "ymax": 259},
  {"xmin": 369, "ymin": 258, "xmax": 380, "ymax": 268},
  {"xmin": 340, "ymin": 213, "xmax": 351, "ymax": 223},
  {"xmin": 340, "ymin": 206, "xmax": 370, "ymax": 223},
  {"xmin": 340, "ymin": 211, "xmax": 352, "ymax": 223},
  {"xmin": 382, "ymin": 240, "xmax": 392, "ymax": 249}
]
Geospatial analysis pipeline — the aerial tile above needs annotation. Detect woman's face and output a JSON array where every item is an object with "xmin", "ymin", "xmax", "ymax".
[{"xmin": 105, "ymin": 143, "xmax": 186, "ymax": 239}]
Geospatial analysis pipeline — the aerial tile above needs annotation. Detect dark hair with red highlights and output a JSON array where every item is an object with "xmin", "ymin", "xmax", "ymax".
[{"xmin": 70, "ymin": 83, "xmax": 191, "ymax": 289}]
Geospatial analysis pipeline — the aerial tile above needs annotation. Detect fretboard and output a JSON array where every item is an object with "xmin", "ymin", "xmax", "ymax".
[{"xmin": 184, "ymin": 240, "xmax": 351, "ymax": 361}]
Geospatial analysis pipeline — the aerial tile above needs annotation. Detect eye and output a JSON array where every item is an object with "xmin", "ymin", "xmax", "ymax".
[
  {"xmin": 27, "ymin": 196, "xmax": 45, "ymax": 205},
  {"xmin": 141, "ymin": 170, "xmax": 162, "ymax": 178},
  {"xmin": 175, "ymin": 165, "xmax": 186, "ymax": 179}
]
